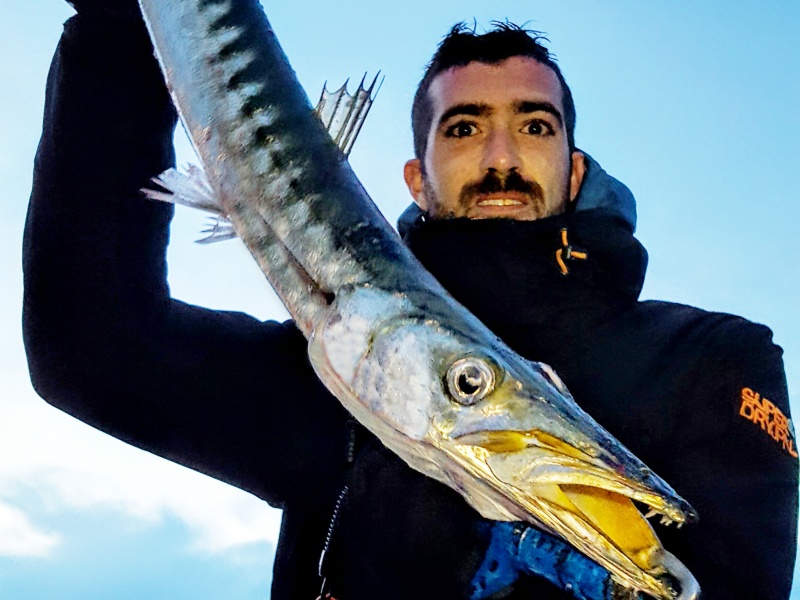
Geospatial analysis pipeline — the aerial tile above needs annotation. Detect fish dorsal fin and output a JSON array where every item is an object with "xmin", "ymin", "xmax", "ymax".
[
  {"xmin": 144, "ymin": 75, "xmax": 381, "ymax": 243},
  {"xmin": 315, "ymin": 72, "xmax": 382, "ymax": 156}
]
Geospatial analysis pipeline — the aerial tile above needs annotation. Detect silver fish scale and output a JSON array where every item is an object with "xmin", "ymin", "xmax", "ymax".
[{"xmin": 158, "ymin": 0, "xmax": 392, "ymax": 298}]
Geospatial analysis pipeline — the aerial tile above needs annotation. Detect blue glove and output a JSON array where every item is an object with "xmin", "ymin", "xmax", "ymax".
[{"xmin": 470, "ymin": 522, "xmax": 635, "ymax": 600}]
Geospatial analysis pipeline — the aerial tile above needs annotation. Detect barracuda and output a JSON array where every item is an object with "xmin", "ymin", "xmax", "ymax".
[{"xmin": 138, "ymin": 0, "xmax": 699, "ymax": 596}]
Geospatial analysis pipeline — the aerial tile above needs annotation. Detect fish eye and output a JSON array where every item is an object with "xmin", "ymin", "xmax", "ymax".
[{"xmin": 446, "ymin": 357, "xmax": 495, "ymax": 405}]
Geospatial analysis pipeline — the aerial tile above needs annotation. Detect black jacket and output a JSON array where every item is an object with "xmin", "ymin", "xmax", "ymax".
[{"xmin": 23, "ymin": 15, "xmax": 798, "ymax": 600}]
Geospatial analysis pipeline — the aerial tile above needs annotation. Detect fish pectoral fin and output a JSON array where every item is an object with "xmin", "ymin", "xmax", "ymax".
[
  {"xmin": 143, "ymin": 165, "xmax": 234, "ymax": 244},
  {"xmin": 197, "ymin": 216, "xmax": 237, "ymax": 244},
  {"xmin": 314, "ymin": 72, "xmax": 383, "ymax": 156},
  {"xmin": 143, "ymin": 164, "xmax": 224, "ymax": 215}
]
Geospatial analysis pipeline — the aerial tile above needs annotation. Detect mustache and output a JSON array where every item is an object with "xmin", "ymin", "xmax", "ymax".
[{"xmin": 459, "ymin": 170, "xmax": 544, "ymax": 206}]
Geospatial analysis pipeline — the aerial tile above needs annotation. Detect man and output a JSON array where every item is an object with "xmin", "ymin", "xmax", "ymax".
[{"xmin": 23, "ymin": 2, "xmax": 797, "ymax": 600}]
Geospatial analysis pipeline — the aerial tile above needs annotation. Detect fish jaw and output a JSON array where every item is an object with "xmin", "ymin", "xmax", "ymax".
[
  {"xmin": 432, "ymin": 356, "xmax": 697, "ymax": 597},
  {"xmin": 439, "ymin": 438, "xmax": 675, "ymax": 596},
  {"xmin": 308, "ymin": 286, "xmax": 696, "ymax": 597}
]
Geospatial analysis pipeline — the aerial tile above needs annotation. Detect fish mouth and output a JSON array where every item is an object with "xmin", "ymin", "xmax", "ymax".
[{"xmin": 446, "ymin": 429, "xmax": 698, "ymax": 598}]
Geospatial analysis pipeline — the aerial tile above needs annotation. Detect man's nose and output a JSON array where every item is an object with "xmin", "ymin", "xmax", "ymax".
[{"xmin": 480, "ymin": 128, "xmax": 522, "ymax": 173}]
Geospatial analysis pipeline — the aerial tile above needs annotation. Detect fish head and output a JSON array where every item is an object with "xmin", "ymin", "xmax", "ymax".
[{"xmin": 310, "ymin": 286, "xmax": 697, "ymax": 597}]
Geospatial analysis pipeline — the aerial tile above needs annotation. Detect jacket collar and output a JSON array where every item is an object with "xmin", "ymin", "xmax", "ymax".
[{"xmin": 397, "ymin": 155, "xmax": 647, "ymax": 338}]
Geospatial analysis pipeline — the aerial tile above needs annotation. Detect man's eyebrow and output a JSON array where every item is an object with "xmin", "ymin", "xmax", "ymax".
[
  {"xmin": 515, "ymin": 101, "xmax": 563, "ymax": 126},
  {"xmin": 437, "ymin": 101, "xmax": 564, "ymax": 129},
  {"xmin": 437, "ymin": 103, "xmax": 491, "ymax": 128}
]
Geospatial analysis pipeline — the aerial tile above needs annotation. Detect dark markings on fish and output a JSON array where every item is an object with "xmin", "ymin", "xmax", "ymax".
[
  {"xmin": 226, "ymin": 60, "xmax": 265, "ymax": 93},
  {"xmin": 255, "ymin": 235, "xmax": 272, "ymax": 252},
  {"xmin": 196, "ymin": 0, "xmax": 309, "ymax": 133},
  {"xmin": 204, "ymin": 6, "xmax": 237, "ymax": 32},
  {"xmin": 240, "ymin": 95, "xmax": 265, "ymax": 118},
  {"xmin": 269, "ymin": 150, "xmax": 286, "ymax": 170},
  {"xmin": 197, "ymin": 0, "xmax": 229, "ymax": 8},
  {"xmin": 342, "ymin": 223, "xmax": 407, "ymax": 266},
  {"xmin": 254, "ymin": 125, "xmax": 276, "ymax": 146},
  {"xmin": 218, "ymin": 37, "xmax": 247, "ymax": 60},
  {"xmin": 226, "ymin": 69, "xmax": 249, "ymax": 91}
]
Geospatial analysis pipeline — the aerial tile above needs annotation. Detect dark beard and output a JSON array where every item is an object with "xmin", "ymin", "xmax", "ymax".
[{"xmin": 422, "ymin": 168, "xmax": 570, "ymax": 220}]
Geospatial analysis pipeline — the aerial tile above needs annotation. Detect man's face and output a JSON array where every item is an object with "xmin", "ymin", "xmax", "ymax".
[{"xmin": 405, "ymin": 56, "xmax": 584, "ymax": 221}]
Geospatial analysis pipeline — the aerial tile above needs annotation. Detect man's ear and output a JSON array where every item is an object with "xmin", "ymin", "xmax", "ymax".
[
  {"xmin": 569, "ymin": 151, "xmax": 586, "ymax": 202},
  {"xmin": 404, "ymin": 159, "xmax": 428, "ymax": 211}
]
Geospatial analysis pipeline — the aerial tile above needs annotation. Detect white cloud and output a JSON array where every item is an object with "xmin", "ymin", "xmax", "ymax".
[
  {"xmin": 0, "ymin": 378, "xmax": 282, "ymax": 557},
  {"xmin": 0, "ymin": 501, "xmax": 60, "ymax": 557}
]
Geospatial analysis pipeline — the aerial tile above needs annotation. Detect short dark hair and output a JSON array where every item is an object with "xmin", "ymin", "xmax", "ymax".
[{"xmin": 411, "ymin": 22, "xmax": 576, "ymax": 161}]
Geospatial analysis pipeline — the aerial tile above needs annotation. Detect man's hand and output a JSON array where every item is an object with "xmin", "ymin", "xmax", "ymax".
[
  {"xmin": 471, "ymin": 522, "xmax": 637, "ymax": 600},
  {"xmin": 66, "ymin": 0, "xmax": 142, "ymax": 20}
]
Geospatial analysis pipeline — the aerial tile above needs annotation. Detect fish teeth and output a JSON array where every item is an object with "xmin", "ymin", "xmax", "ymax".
[
  {"xmin": 539, "ymin": 363, "xmax": 567, "ymax": 393},
  {"xmin": 660, "ymin": 515, "xmax": 674, "ymax": 526},
  {"xmin": 644, "ymin": 508, "xmax": 658, "ymax": 519}
]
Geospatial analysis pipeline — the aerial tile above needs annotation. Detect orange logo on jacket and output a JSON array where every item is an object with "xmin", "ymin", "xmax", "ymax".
[{"xmin": 739, "ymin": 388, "xmax": 798, "ymax": 458}]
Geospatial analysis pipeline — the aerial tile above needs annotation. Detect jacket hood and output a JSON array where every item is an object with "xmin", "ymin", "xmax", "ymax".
[{"xmin": 570, "ymin": 152, "xmax": 637, "ymax": 231}]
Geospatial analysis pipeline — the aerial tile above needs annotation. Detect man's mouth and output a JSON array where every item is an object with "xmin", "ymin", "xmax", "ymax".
[
  {"xmin": 460, "ymin": 171, "xmax": 543, "ymax": 215},
  {"xmin": 476, "ymin": 197, "xmax": 526, "ymax": 207}
]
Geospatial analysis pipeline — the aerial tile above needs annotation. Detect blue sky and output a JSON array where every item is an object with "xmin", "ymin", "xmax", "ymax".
[{"xmin": 1, "ymin": 1, "xmax": 798, "ymax": 598}]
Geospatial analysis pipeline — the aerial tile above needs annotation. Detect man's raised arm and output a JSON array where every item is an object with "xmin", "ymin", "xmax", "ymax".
[{"xmin": 22, "ymin": 7, "xmax": 350, "ymax": 508}]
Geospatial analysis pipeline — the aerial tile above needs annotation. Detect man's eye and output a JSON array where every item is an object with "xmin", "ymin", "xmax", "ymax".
[
  {"xmin": 445, "ymin": 122, "xmax": 478, "ymax": 138},
  {"xmin": 522, "ymin": 120, "xmax": 554, "ymax": 136}
]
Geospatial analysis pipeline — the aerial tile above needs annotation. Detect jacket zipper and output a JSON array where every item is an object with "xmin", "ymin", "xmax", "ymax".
[{"xmin": 317, "ymin": 484, "xmax": 349, "ymax": 599}]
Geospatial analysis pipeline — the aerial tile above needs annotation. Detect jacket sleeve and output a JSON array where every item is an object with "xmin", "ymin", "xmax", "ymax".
[
  {"xmin": 661, "ymin": 316, "xmax": 798, "ymax": 599},
  {"xmin": 22, "ymin": 14, "xmax": 350, "ymax": 509}
]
